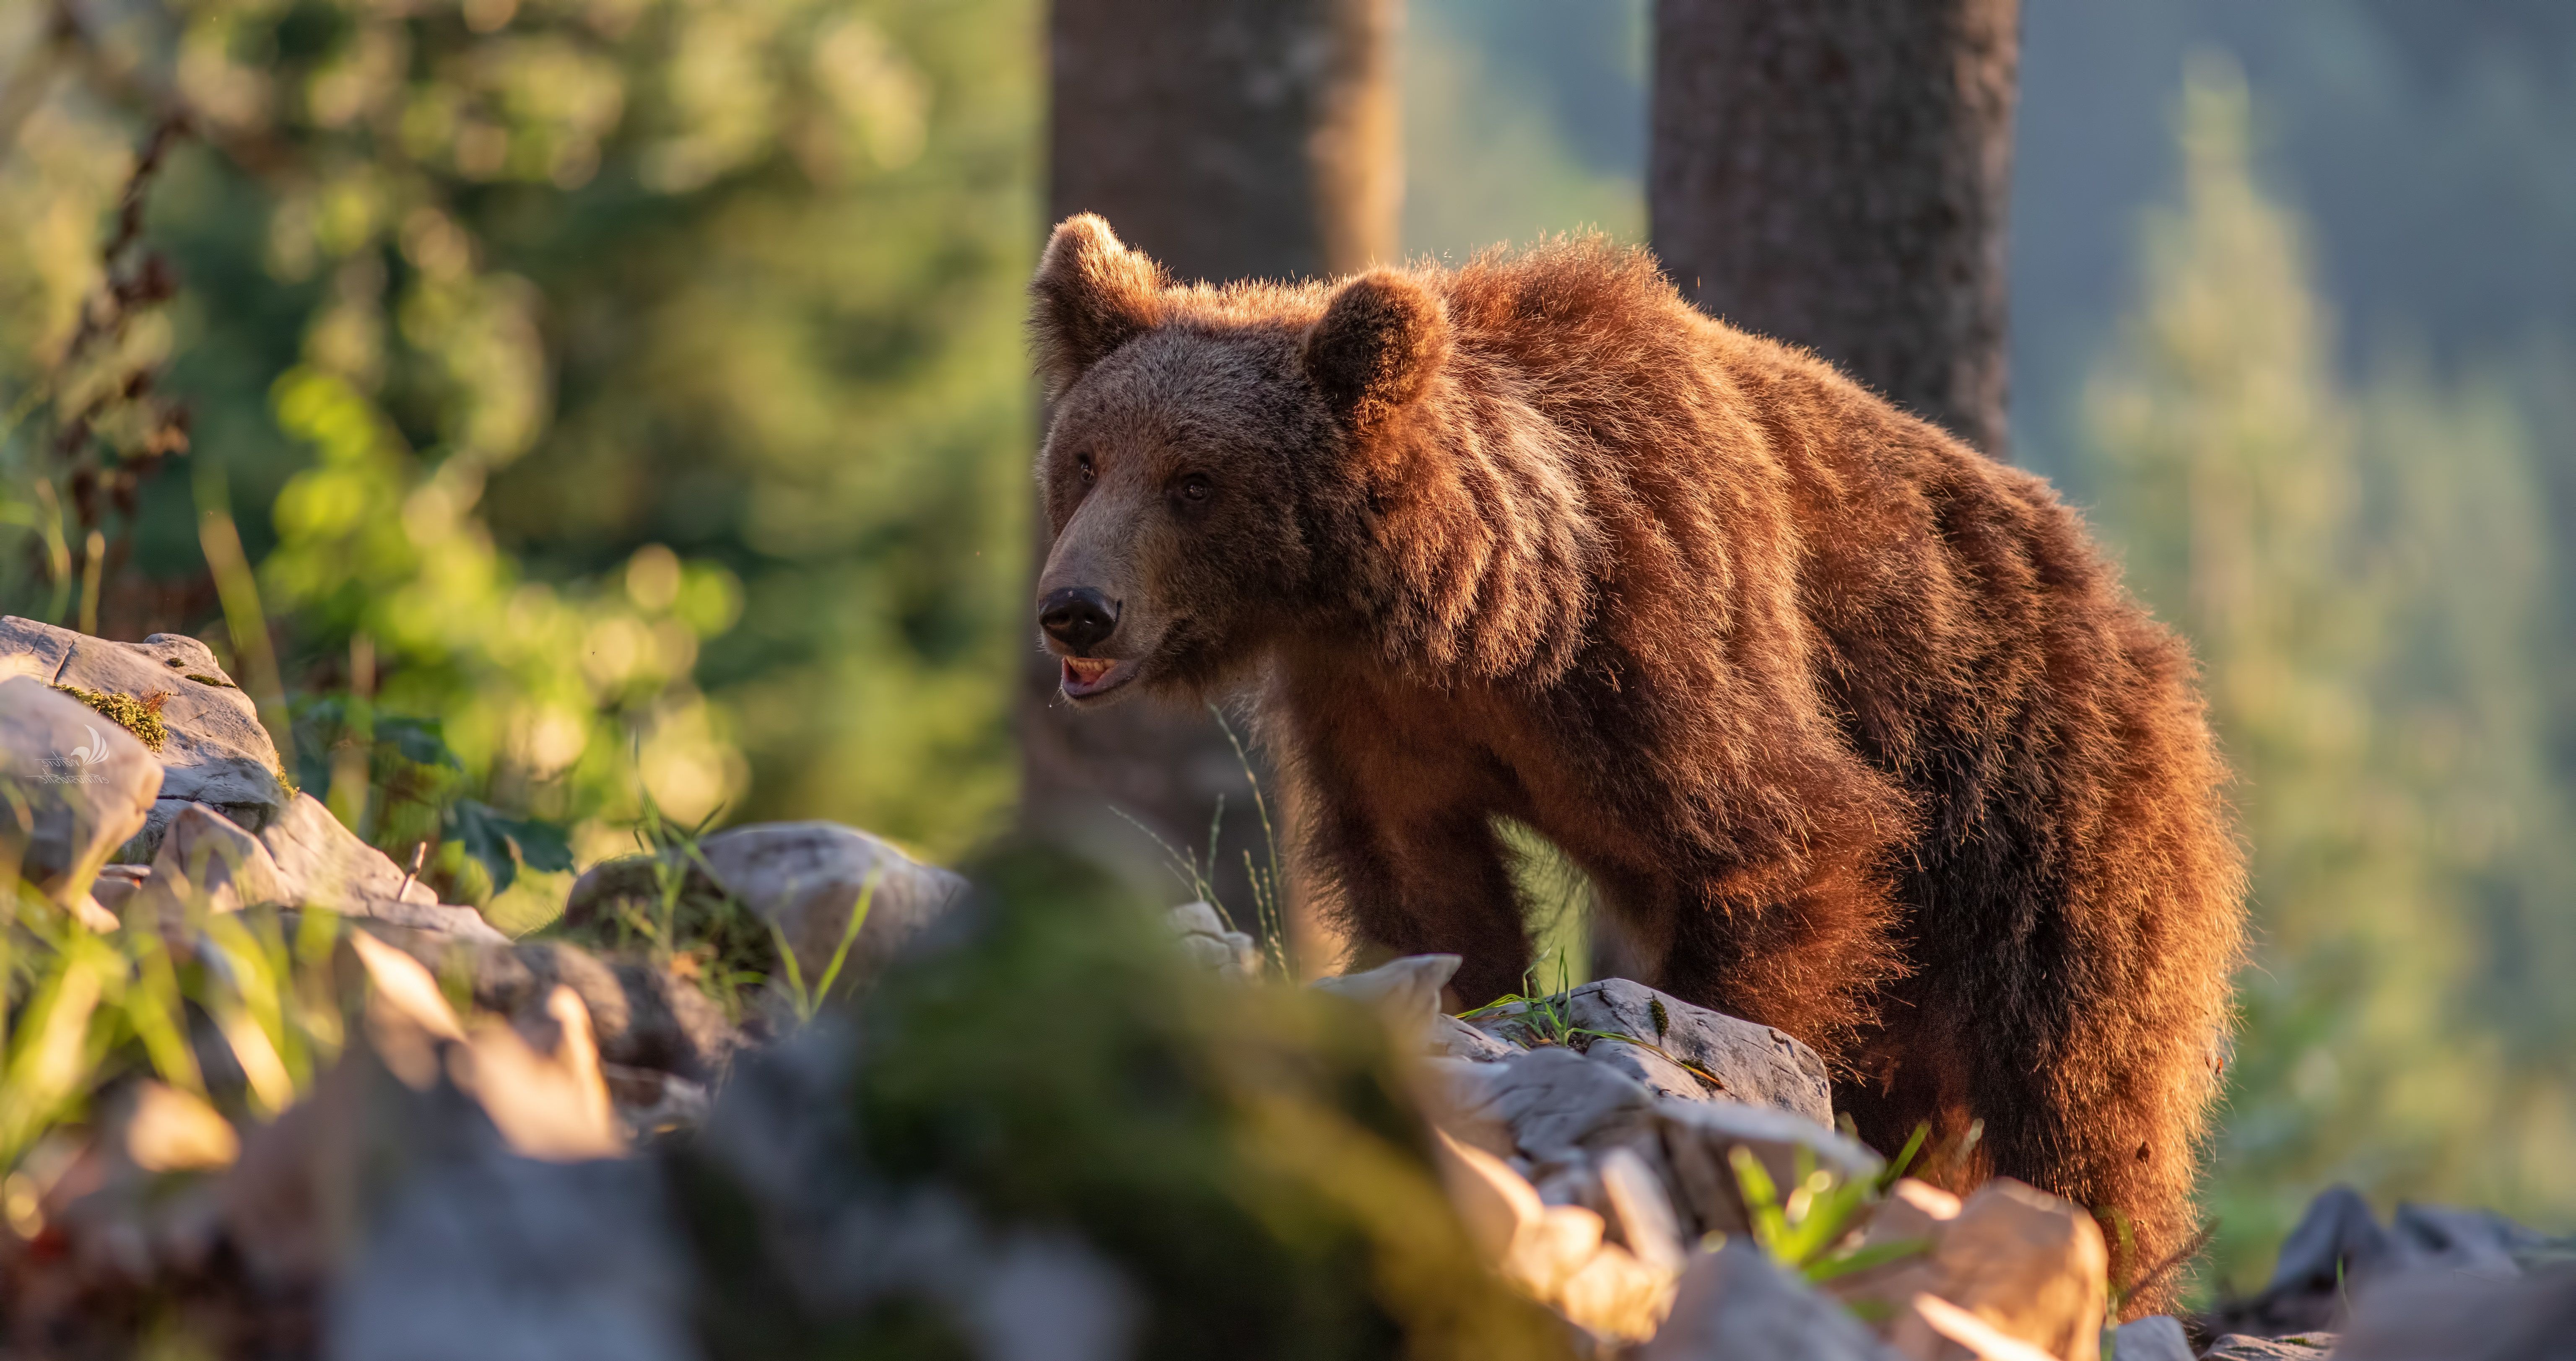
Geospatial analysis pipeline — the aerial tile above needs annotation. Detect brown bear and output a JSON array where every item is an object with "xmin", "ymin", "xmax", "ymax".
[{"xmin": 1027, "ymin": 214, "xmax": 2245, "ymax": 1304}]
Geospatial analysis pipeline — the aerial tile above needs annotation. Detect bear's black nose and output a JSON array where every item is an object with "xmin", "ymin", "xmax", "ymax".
[{"xmin": 1039, "ymin": 586, "xmax": 1119, "ymax": 653}]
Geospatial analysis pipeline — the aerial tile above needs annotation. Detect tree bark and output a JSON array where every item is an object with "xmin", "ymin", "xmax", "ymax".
[
  {"xmin": 1028, "ymin": 0, "xmax": 1398, "ymax": 964},
  {"xmin": 1649, "ymin": 0, "xmax": 2019, "ymax": 456}
]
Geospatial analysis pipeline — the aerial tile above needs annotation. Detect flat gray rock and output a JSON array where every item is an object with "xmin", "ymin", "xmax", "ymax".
[
  {"xmin": 1468, "ymin": 978, "xmax": 1833, "ymax": 1123},
  {"xmin": 2112, "ymin": 1314, "xmax": 2197, "ymax": 1361},
  {"xmin": 1642, "ymin": 1239, "xmax": 1901, "ymax": 1360},
  {"xmin": 0, "ymin": 618, "xmax": 286, "ymax": 848},
  {"xmin": 0, "ymin": 674, "xmax": 161, "ymax": 907}
]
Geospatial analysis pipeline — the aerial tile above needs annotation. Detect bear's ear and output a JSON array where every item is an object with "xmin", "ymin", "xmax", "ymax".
[
  {"xmin": 1030, "ymin": 215, "xmax": 1166, "ymax": 397},
  {"xmin": 1301, "ymin": 270, "xmax": 1448, "ymax": 430}
]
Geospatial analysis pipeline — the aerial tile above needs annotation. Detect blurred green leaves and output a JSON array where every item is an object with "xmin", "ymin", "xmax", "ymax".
[{"xmin": 2, "ymin": 0, "xmax": 1036, "ymax": 876}]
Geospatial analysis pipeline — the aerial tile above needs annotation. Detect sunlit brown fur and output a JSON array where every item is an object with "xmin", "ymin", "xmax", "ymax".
[{"xmin": 1030, "ymin": 216, "xmax": 2246, "ymax": 1307}]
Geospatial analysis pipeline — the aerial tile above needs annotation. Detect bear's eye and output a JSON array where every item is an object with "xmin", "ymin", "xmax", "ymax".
[
  {"xmin": 1177, "ymin": 474, "xmax": 1213, "ymax": 503},
  {"xmin": 1075, "ymin": 452, "xmax": 1096, "ymax": 484}
]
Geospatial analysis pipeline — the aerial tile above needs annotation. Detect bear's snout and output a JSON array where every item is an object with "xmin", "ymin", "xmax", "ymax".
[{"xmin": 1038, "ymin": 586, "xmax": 1120, "ymax": 654}]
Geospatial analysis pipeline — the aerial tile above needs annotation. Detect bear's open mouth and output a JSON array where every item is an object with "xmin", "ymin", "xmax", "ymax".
[{"xmin": 1060, "ymin": 655, "xmax": 1131, "ymax": 699}]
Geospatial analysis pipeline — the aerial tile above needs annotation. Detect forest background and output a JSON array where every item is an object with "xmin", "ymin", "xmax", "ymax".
[{"xmin": 3, "ymin": 0, "xmax": 2571, "ymax": 1301}]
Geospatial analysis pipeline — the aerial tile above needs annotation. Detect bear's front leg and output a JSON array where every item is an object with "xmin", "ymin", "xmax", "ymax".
[{"xmin": 1288, "ymin": 750, "xmax": 1533, "ymax": 1008}]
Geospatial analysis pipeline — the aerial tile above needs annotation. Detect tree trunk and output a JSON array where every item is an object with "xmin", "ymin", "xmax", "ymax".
[
  {"xmin": 1028, "ymin": 0, "xmax": 1398, "ymax": 966},
  {"xmin": 1649, "ymin": 0, "xmax": 2019, "ymax": 456}
]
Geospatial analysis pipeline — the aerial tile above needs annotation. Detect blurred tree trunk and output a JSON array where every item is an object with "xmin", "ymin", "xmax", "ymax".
[
  {"xmin": 1649, "ymin": 0, "xmax": 2020, "ymax": 456},
  {"xmin": 1028, "ymin": 0, "xmax": 1398, "ymax": 967}
]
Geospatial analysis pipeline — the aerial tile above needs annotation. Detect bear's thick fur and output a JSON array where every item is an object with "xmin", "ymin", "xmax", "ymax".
[{"xmin": 1028, "ymin": 215, "xmax": 2244, "ymax": 1302}]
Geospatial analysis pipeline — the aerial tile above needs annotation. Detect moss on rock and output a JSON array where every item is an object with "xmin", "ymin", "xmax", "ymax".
[{"xmin": 52, "ymin": 683, "xmax": 171, "ymax": 751}]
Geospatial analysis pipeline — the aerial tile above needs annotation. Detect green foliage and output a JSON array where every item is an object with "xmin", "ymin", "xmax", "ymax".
[
  {"xmin": 768, "ymin": 868, "xmax": 875, "ymax": 1023},
  {"xmin": 823, "ymin": 840, "xmax": 1574, "ymax": 1361},
  {"xmin": 2, "ymin": 0, "xmax": 1037, "ymax": 870},
  {"xmin": 1725, "ymin": 1126, "xmax": 1929, "ymax": 1286},
  {"xmin": 2085, "ymin": 54, "xmax": 2576, "ymax": 1289},
  {"xmin": 0, "ymin": 883, "xmax": 349, "ymax": 1178}
]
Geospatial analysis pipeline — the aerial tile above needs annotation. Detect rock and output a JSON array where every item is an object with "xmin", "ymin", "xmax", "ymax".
[
  {"xmin": 1430, "ymin": 1126, "xmax": 1547, "ymax": 1264},
  {"xmin": 118, "ymin": 799, "xmax": 505, "ymax": 941},
  {"xmin": 1914, "ymin": 1179, "xmax": 2109, "ymax": 1361},
  {"xmin": 1428, "ymin": 1128, "xmax": 1672, "ymax": 1344},
  {"xmin": 1428, "ymin": 1012, "xmax": 1521, "ymax": 1061},
  {"xmin": 1889, "ymin": 1293, "xmax": 2067, "ymax": 1361},
  {"xmin": 1436, "ymin": 1045, "xmax": 1662, "ymax": 1167},
  {"xmin": 565, "ymin": 821, "xmax": 968, "ymax": 990},
  {"xmin": 2386, "ymin": 1201, "xmax": 2551, "ymax": 1274},
  {"xmin": 1169, "ymin": 900, "xmax": 1261, "ymax": 977},
  {"xmin": 0, "ymin": 618, "xmax": 288, "ymax": 856},
  {"xmin": 600, "ymin": 1064, "xmax": 712, "ymax": 1141},
  {"xmin": 1656, "ymin": 1098, "xmax": 1883, "ymax": 1237},
  {"xmin": 1469, "ymin": 977, "xmax": 1835, "ymax": 1123},
  {"xmin": 2109, "ymin": 1316, "xmax": 2195, "ymax": 1361},
  {"xmin": 351, "ymin": 933, "xmax": 623, "ymax": 1161},
  {"xmin": 2200, "ymin": 1336, "xmax": 2334, "ymax": 1360},
  {"xmin": 1824, "ymin": 1179, "xmax": 1961, "ymax": 1316},
  {"xmin": 91, "ymin": 862, "xmax": 148, "ymax": 914},
  {"xmin": 1601, "ymin": 1145, "xmax": 1688, "ymax": 1274},
  {"xmin": 1642, "ymin": 1239, "xmax": 1901, "ymax": 1361},
  {"xmin": 1311, "ymin": 953, "xmax": 1460, "ymax": 1034},
  {"xmin": 445, "ymin": 984, "xmax": 625, "ymax": 1162},
  {"xmin": 2202, "ymin": 1184, "xmax": 2565, "ymax": 1340},
  {"xmin": 329, "ymin": 1154, "xmax": 695, "ymax": 1361},
  {"xmin": 465, "ymin": 940, "xmax": 741, "ymax": 1082},
  {"xmin": 0, "ymin": 674, "xmax": 161, "ymax": 909},
  {"xmin": 128, "ymin": 800, "xmax": 292, "ymax": 920},
  {"xmin": 260, "ymin": 793, "xmax": 436, "ymax": 909},
  {"xmin": 2334, "ymin": 1262, "xmax": 2576, "ymax": 1361},
  {"xmin": 1557, "ymin": 1241, "xmax": 1674, "ymax": 1345}
]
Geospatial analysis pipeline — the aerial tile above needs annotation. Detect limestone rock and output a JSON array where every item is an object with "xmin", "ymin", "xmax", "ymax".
[
  {"xmin": 1912, "ymin": 1179, "xmax": 2109, "ymax": 1361},
  {"xmin": 1890, "ymin": 1292, "xmax": 2067, "ymax": 1361},
  {"xmin": 1311, "ymin": 953, "xmax": 1460, "ymax": 1035},
  {"xmin": 2109, "ymin": 1316, "xmax": 2196, "ymax": 1361},
  {"xmin": 260, "ymin": 793, "xmax": 439, "ymax": 910},
  {"xmin": 1468, "ymin": 977, "xmax": 1834, "ymax": 1123},
  {"xmin": 1428, "ymin": 1128, "xmax": 1674, "ymax": 1345},
  {"xmin": 129, "ymin": 800, "xmax": 291, "ymax": 919},
  {"xmin": 1427, "ymin": 1013, "xmax": 1520, "ymax": 1061},
  {"xmin": 1642, "ymin": 1239, "xmax": 1902, "ymax": 1361},
  {"xmin": 1168, "ymin": 900, "xmax": 1260, "ymax": 977},
  {"xmin": 1437, "ymin": 1045, "xmax": 1662, "ymax": 1167},
  {"xmin": 1825, "ymin": 1179, "xmax": 1961, "ymax": 1316},
  {"xmin": 1656, "ymin": 1097, "xmax": 1883, "ymax": 1237},
  {"xmin": 566, "ymin": 821, "xmax": 968, "ymax": 990},
  {"xmin": 0, "ymin": 618, "xmax": 288, "ymax": 856},
  {"xmin": 0, "ymin": 674, "xmax": 162, "ymax": 909}
]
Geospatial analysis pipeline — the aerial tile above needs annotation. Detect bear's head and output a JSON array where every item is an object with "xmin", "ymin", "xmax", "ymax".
[{"xmin": 1028, "ymin": 214, "xmax": 1448, "ymax": 705}]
